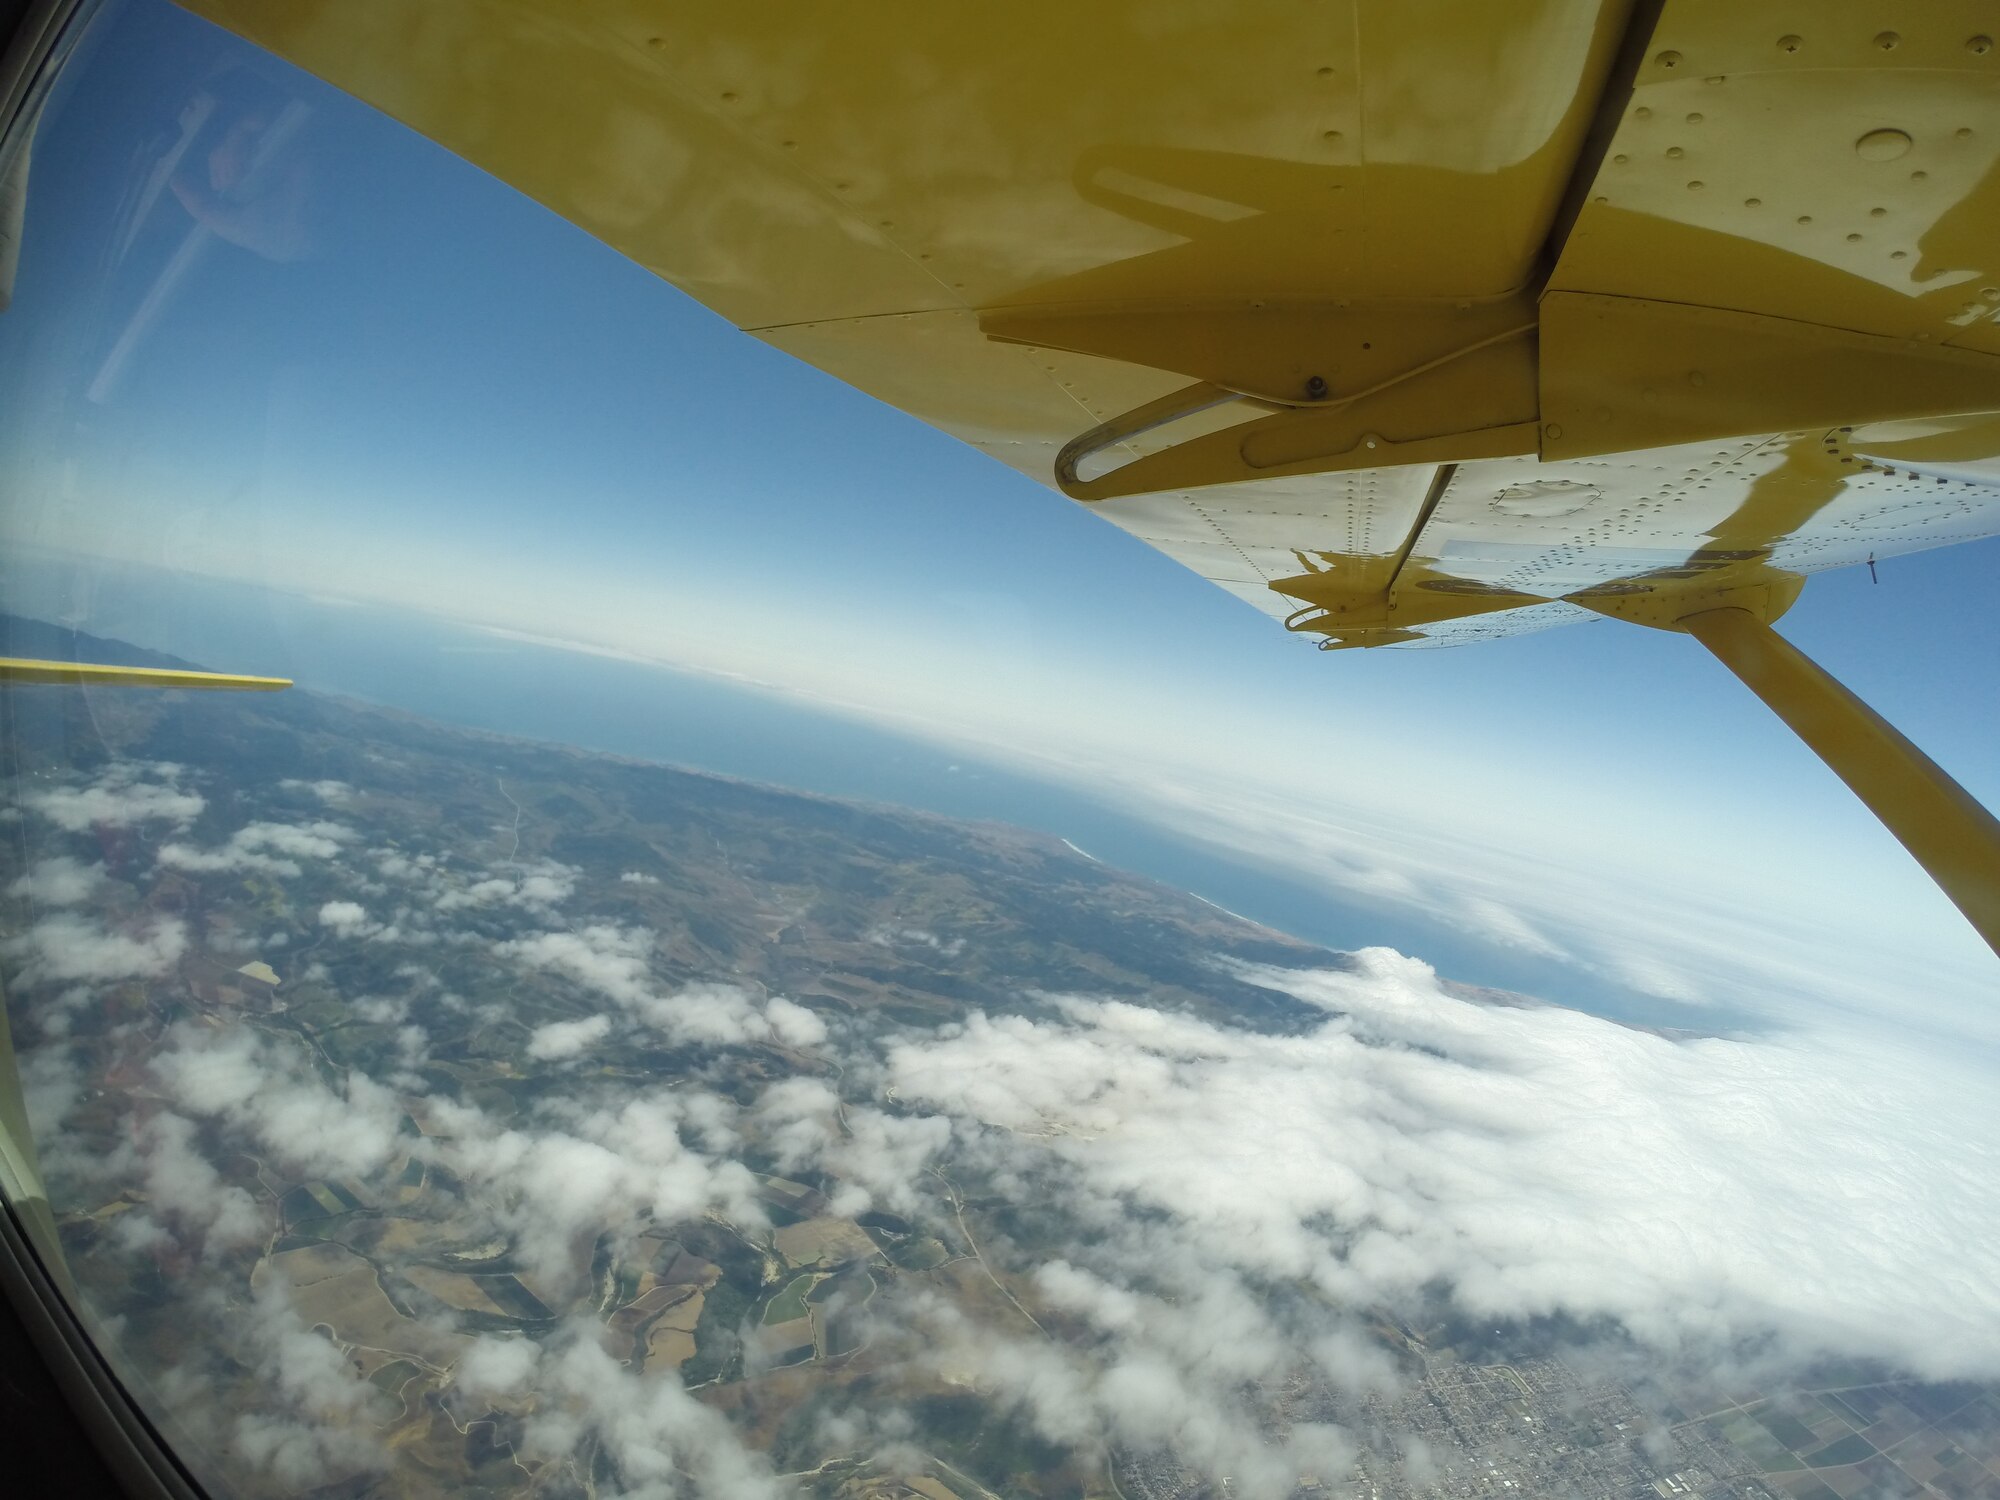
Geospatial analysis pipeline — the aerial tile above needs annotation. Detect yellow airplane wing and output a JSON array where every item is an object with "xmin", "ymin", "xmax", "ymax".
[
  {"xmin": 0, "ymin": 659, "xmax": 290, "ymax": 690},
  {"xmin": 167, "ymin": 0, "xmax": 2000, "ymax": 953}
]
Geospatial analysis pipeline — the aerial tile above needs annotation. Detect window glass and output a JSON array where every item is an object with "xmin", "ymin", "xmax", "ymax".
[{"xmin": 1, "ymin": 3, "xmax": 1997, "ymax": 1499}]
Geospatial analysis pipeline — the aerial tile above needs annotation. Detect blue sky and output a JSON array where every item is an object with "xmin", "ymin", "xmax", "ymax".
[{"xmin": 4, "ymin": 0, "xmax": 1998, "ymax": 1027}]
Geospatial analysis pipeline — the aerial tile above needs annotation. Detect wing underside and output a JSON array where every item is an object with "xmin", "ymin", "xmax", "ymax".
[
  {"xmin": 172, "ymin": 0, "xmax": 2000, "ymax": 648},
  {"xmin": 156, "ymin": 0, "xmax": 2000, "ymax": 950}
]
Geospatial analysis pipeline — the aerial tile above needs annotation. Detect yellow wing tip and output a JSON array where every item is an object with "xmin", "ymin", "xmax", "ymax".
[{"xmin": 0, "ymin": 658, "xmax": 292, "ymax": 691}]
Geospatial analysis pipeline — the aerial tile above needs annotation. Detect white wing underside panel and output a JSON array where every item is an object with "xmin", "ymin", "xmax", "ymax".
[{"xmin": 1092, "ymin": 425, "xmax": 2000, "ymax": 647}]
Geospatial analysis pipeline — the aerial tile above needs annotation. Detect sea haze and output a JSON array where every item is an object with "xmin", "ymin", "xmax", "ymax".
[{"xmin": 2, "ymin": 550, "xmax": 1700, "ymax": 1026}]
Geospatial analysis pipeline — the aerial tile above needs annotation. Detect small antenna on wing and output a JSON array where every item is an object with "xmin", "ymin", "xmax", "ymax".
[{"xmin": 1866, "ymin": 552, "xmax": 1878, "ymax": 585}]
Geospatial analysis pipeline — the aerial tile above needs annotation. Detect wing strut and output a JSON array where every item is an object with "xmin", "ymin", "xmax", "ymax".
[{"xmin": 1682, "ymin": 607, "xmax": 2000, "ymax": 960}]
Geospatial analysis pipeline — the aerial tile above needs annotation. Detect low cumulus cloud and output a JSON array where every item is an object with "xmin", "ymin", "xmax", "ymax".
[
  {"xmin": 228, "ymin": 1282, "xmax": 392, "ymax": 1488},
  {"xmin": 131, "ymin": 1017, "xmax": 771, "ymax": 1292},
  {"xmin": 496, "ymin": 926, "xmax": 826, "ymax": 1049},
  {"xmin": 128, "ymin": 1282, "xmax": 393, "ymax": 1495},
  {"xmin": 754, "ymin": 1077, "xmax": 949, "ymax": 1217},
  {"xmin": 419, "ymin": 1092, "xmax": 766, "ymax": 1283},
  {"xmin": 453, "ymin": 1330, "xmax": 782, "ymax": 1499},
  {"xmin": 119, "ymin": 1112, "xmax": 265, "ymax": 1256},
  {"xmin": 8, "ymin": 855, "xmax": 107, "ymax": 906},
  {"xmin": 592, "ymin": 946, "xmax": 1992, "ymax": 1495},
  {"xmin": 25, "ymin": 761, "xmax": 204, "ymax": 831},
  {"xmin": 434, "ymin": 859, "xmax": 577, "ymax": 914},
  {"xmin": 901, "ymin": 1285, "xmax": 1357, "ymax": 1500},
  {"xmin": 526, "ymin": 1013, "xmax": 612, "ymax": 1060},
  {"xmin": 372, "ymin": 849, "xmax": 438, "ymax": 881},
  {"xmin": 497, "ymin": 924, "xmax": 656, "ymax": 1005},
  {"xmin": 159, "ymin": 820, "xmax": 356, "ymax": 879},
  {"xmin": 885, "ymin": 950, "xmax": 2000, "ymax": 1381},
  {"xmin": 5, "ymin": 909, "xmax": 187, "ymax": 982},
  {"xmin": 317, "ymin": 899, "xmax": 372, "ymax": 937},
  {"xmin": 16, "ymin": 754, "xmax": 1994, "ymax": 1498},
  {"xmin": 867, "ymin": 926, "xmax": 966, "ymax": 958},
  {"xmin": 152, "ymin": 1024, "xmax": 406, "ymax": 1181},
  {"xmin": 27, "ymin": 921, "xmax": 1998, "ymax": 1499},
  {"xmin": 320, "ymin": 841, "xmax": 572, "ymax": 918},
  {"xmin": 278, "ymin": 779, "xmax": 353, "ymax": 804}
]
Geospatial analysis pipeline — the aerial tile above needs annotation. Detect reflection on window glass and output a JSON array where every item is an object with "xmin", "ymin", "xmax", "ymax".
[{"xmin": 1, "ymin": 2, "xmax": 1998, "ymax": 1499}]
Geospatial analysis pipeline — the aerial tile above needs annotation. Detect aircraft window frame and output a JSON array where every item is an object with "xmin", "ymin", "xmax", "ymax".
[
  {"xmin": 2, "ymin": 2, "xmax": 1996, "ymax": 1497},
  {"xmin": 0, "ymin": 4, "xmax": 208, "ymax": 1496}
]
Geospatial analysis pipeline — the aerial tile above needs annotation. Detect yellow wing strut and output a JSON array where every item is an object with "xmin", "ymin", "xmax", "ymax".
[
  {"xmin": 0, "ymin": 658, "xmax": 290, "ymax": 690},
  {"xmin": 1682, "ymin": 609, "xmax": 2000, "ymax": 962}
]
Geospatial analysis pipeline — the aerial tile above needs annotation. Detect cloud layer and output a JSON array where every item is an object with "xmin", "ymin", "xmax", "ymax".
[
  {"xmin": 886, "ymin": 952, "xmax": 2000, "ymax": 1379},
  {"xmin": 7, "ymin": 755, "xmax": 1997, "ymax": 1500}
]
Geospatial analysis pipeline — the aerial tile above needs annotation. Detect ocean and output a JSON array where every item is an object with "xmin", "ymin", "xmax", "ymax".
[{"xmin": 3, "ymin": 555, "xmax": 1694, "ymax": 1027}]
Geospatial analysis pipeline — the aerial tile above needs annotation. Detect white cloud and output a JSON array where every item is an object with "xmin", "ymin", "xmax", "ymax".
[
  {"xmin": 18, "ymin": 1045, "xmax": 81, "ymax": 1138},
  {"xmin": 159, "ymin": 820, "xmax": 355, "ymax": 878},
  {"xmin": 25, "ymin": 762, "xmax": 204, "ymax": 831},
  {"xmin": 526, "ymin": 1013, "xmax": 612, "ymax": 1060},
  {"xmin": 317, "ymin": 900, "xmax": 370, "ymax": 936},
  {"xmin": 5, "ymin": 910, "xmax": 187, "ymax": 982},
  {"xmin": 348, "ymin": 996, "xmax": 407, "ymax": 1024},
  {"xmin": 129, "ymin": 1112, "xmax": 264, "ymax": 1254},
  {"xmin": 453, "ymin": 1336, "xmax": 538, "ymax": 1398},
  {"xmin": 996, "ymin": 748, "xmax": 2000, "ymax": 1043},
  {"xmin": 653, "ymin": 979, "xmax": 774, "ymax": 1045},
  {"xmin": 15, "ymin": 742, "xmax": 1994, "ymax": 1495},
  {"xmin": 495, "ymin": 926, "xmax": 824, "ymax": 1050},
  {"xmin": 279, "ymin": 779, "xmax": 353, "ymax": 804},
  {"xmin": 433, "ymin": 1094, "xmax": 766, "ymax": 1281},
  {"xmin": 456, "ymin": 1331, "xmax": 781, "ymax": 1498},
  {"xmin": 514, "ymin": 870, "xmax": 573, "ymax": 907},
  {"xmin": 498, "ymin": 924, "xmax": 657, "ymax": 1007},
  {"xmin": 228, "ymin": 1282, "xmax": 390, "ymax": 1488},
  {"xmin": 882, "ymin": 1287, "xmax": 1352, "ymax": 1500},
  {"xmin": 764, "ymin": 996, "xmax": 827, "ymax": 1048},
  {"xmin": 618, "ymin": 870, "xmax": 660, "ymax": 885},
  {"xmin": 434, "ymin": 859, "xmax": 577, "ymax": 913},
  {"xmin": 151, "ymin": 1025, "xmax": 406, "ymax": 1181},
  {"xmin": 886, "ymin": 950, "xmax": 2000, "ymax": 1381},
  {"xmin": 125, "ymin": 1014, "xmax": 766, "ymax": 1300},
  {"xmin": 1456, "ymin": 895, "xmax": 1569, "ymax": 961},
  {"xmin": 753, "ymin": 1077, "xmax": 949, "ymax": 1217},
  {"xmin": 372, "ymin": 849, "xmax": 436, "ymax": 881},
  {"xmin": 8, "ymin": 855, "xmax": 106, "ymax": 906},
  {"xmin": 867, "ymin": 926, "xmax": 966, "ymax": 958}
]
